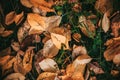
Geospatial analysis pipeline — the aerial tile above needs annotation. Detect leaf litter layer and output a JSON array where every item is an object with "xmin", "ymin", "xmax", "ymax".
[{"xmin": 0, "ymin": 0, "xmax": 120, "ymax": 80}]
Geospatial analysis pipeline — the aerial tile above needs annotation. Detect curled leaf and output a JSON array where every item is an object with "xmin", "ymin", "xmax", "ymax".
[
  {"xmin": 0, "ymin": 55, "xmax": 12, "ymax": 66},
  {"xmin": 102, "ymin": 12, "xmax": 110, "ymax": 33},
  {"xmin": 0, "ymin": 30, "xmax": 13, "ymax": 37},
  {"xmin": 11, "ymin": 41, "xmax": 20, "ymax": 52},
  {"xmin": 39, "ymin": 58, "xmax": 59, "ymax": 72}
]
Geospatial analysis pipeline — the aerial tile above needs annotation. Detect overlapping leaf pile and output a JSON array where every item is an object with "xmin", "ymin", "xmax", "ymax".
[{"xmin": 0, "ymin": 0, "xmax": 120, "ymax": 80}]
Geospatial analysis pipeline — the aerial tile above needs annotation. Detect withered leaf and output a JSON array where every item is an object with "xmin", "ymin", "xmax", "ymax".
[
  {"xmin": 0, "ymin": 30, "xmax": 13, "ymax": 37},
  {"xmin": 20, "ymin": 0, "xmax": 33, "ymax": 8},
  {"xmin": 15, "ymin": 11, "xmax": 24, "ymax": 25},
  {"xmin": 51, "ymin": 33, "xmax": 66, "ymax": 49},
  {"xmin": 27, "ymin": 13, "xmax": 61, "ymax": 35},
  {"xmin": 113, "ymin": 53, "xmax": 120, "ymax": 65},
  {"xmin": 5, "ymin": 11, "xmax": 16, "ymax": 25},
  {"xmin": 102, "ymin": 12, "xmax": 110, "ymax": 33},
  {"xmin": 39, "ymin": 58, "xmax": 59, "ymax": 72},
  {"xmin": 88, "ymin": 62, "xmax": 104, "ymax": 75},
  {"xmin": 37, "ymin": 72, "xmax": 56, "ymax": 80},
  {"xmin": 42, "ymin": 39, "xmax": 59, "ymax": 58},
  {"xmin": 11, "ymin": 41, "xmax": 20, "ymax": 52},
  {"xmin": 0, "ymin": 55, "xmax": 12, "ymax": 66},
  {"xmin": 0, "ymin": 47, "xmax": 11, "ymax": 57},
  {"xmin": 23, "ymin": 47, "xmax": 34, "ymax": 73},
  {"xmin": 17, "ymin": 21, "xmax": 30, "ymax": 43},
  {"xmin": 3, "ymin": 73, "xmax": 25, "ymax": 80},
  {"xmin": 79, "ymin": 16, "xmax": 96, "ymax": 38}
]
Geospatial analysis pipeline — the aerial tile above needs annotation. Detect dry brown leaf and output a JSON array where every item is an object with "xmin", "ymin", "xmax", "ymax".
[
  {"xmin": 88, "ymin": 62, "xmax": 104, "ymax": 75},
  {"xmin": 23, "ymin": 47, "xmax": 34, "ymax": 73},
  {"xmin": 111, "ymin": 70, "xmax": 119, "ymax": 76},
  {"xmin": 111, "ymin": 13, "xmax": 120, "ymax": 37},
  {"xmin": 89, "ymin": 76, "xmax": 97, "ymax": 80},
  {"xmin": 14, "ymin": 53, "xmax": 27, "ymax": 75},
  {"xmin": 51, "ymin": 33, "xmax": 66, "ymax": 49},
  {"xmin": 0, "ymin": 47, "xmax": 11, "ymax": 57},
  {"xmin": 72, "ymin": 33, "xmax": 81, "ymax": 42},
  {"xmin": 15, "ymin": 11, "xmax": 24, "ymax": 25},
  {"xmin": 20, "ymin": 0, "xmax": 33, "ymax": 8},
  {"xmin": 79, "ymin": 16, "xmax": 96, "ymax": 38},
  {"xmin": 72, "ymin": 45, "xmax": 87, "ymax": 59},
  {"xmin": 0, "ymin": 55, "xmax": 12, "ymax": 66},
  {"xmin": 2, "ymin": 57, "xmax": 16, "ymax": 75},
  {"xmin": 37, "ymin": 72, "xmax": 56, "ymax": 80},
  {"xmin": 27, "ymin": 13, "xmax": 61, "ymax": 34},
  {"xmin": 0, "ymin": 23, "xmax": 5, "ymax": 34},
  {"xmin": 3, "ymin": 73, "xmax": 25, "ymax": 80},
  {"xmin": 5, "ymin": 11, "xmax": 16, "ymax": 25},
  {"xmin": 102, "ymin": 12, "xmax": 110, "ymax": 33},
  {"xmin": 11, "ymin": 41, "xmax": 20, "ymax": 52},
  {"xmin": 0, "ymin": 30, "xmax": 13, "ymax": 37},
  {"xmin": 113, "ymin": 53, "xmax": 120, "ymax": 65},
  {"xmin": 95, "ymin": 0, "xmax": 113, "ymax": 16},
  {"xmin": 38, "ymin": 5, "xmax": 55, "ymax": 12},
  {"xmin": 104, "ymin": 39, "xmax": 120, "ymax": 61},
  {"xmin": 42, "ymin": 39, "xmax": 59, "ymax": 58},
  {"xmin": 17, "ymin": 21, "xmax": 30, "ymax": 43},
  {"xmin": 39, "ymin": 58, "xmax": 59, "ymax": 72}
]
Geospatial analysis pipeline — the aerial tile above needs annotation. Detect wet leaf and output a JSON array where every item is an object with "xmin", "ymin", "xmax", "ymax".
[
  {"xmin": 102, "ymin": 12, "xmax": 110, "ymax": 33},
  {"xmin": 3, "ymin": 73, "xmax": 25, "ymax": 80},
  {"xmin": 39, "ymin": 58, "xmax": 59, "ymax": 72},
  {"xmin": 42, "ymin": 39, "xmax": 59, "ymax": 58}
]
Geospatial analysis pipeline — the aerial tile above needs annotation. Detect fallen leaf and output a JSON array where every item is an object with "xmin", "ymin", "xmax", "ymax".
[
  {"xmin": 88, "ymin": 62, "xmax": 104, "ymax": 75},
  {"xmin": 113, "ymin": 53, "xmax": 120, "ymax": 65},
  {"xmin": 111, "ymin": 70, "xmax": 119, "ymax": 76},
  {"xmin": 0, "ymin": 47, "xmax": 11, "ymax": 57},
  {"xmin": 23, "ymin": 47, "xmax": 34, "ymax": 73},
  {"xmin": 2, "ymin": 57, "xmax": 16, "ymax": 75},
  {"xmin": 0, "ymin": 30, "xmax": 13, "ymax": 37},
  {"xmin": 0, "ymin": 55, "xmax": 12, "ymax": 66},
  {"xmin": 51, "ymin": 33, "xmax": 67, "ymax": 49},
  {"xmin": 3, "ymin": 73, "xmax": 25, "ymax": 80},
  {"xmin": 27, "ymin": 13, "xmax": 61, "ymax": 34},
  {"xmin": 72, "ymin": 33, "xmax": 81, "ymax": 42},
  {"xmin": 42, "ymin": 39, "xmax": 59, "ymax": 58},
  {"xmin": 15, "ymin": 11, "xmax": 24, "ymax": 25},
  {"xmin": 79, "ymin": 16, "xmax": 96, "ymax": 38},
  {"xmin": 95, "ymin": 0, "xmax": 113, "ymax": 16},
  {"xmin": 17, "ymin": 21, "xmax": 30, "ymax": 43},
  {"xmin": 102, "ymin": 12, "xmax": 110, "ymax": 33},
  {"xmin": 37, "ymin": 72, "xmax": 56, "ymax": 80},
  {"xmin": 11, "ymin": 41, "xmax": 20, "ymax": 52},
  {"xmin": 20, "ymin": 0, "xmax": 33, "ymax": 8},
  {"xmin": 72, "ymin": 45, "xmax": 87, "ymax": 59},
  {"xmin": 0, "ymin": 23, "xmax": 5, "ymax": 34},
  {"xmin": 39, "ymin": 58, "xmax": 59, "ymax": 72},
  {"xmin": 111, "ymin": 12, "xmax": 120, "ymax": 37},
  {"xmin": 5, "ymin": 11, "xmax": 16, "ymax": 25}
]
